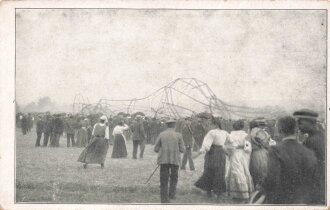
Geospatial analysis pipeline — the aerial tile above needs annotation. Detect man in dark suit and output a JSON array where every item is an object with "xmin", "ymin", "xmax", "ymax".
[
  {"xmin": 293, "ymin": 109, "xmax": 326, "ymax": 204},
  {"xmin": 131, "ymin": 115, "xmax": 146, "ymax": 159},
  {"xmin": 154, "ymin": 119, "xmax": 185, "ymax": 203},
  {"xmin": 42, "ymin": 114, "xmax": 53, "ymax": 147},
  {"xmin": 262, "ymin": 116, "xmax": 318, "ymax": 204},
  {"xmin": 65, "ymin": 114, "xmax": 76, "ymax": 147},
  {"xmin": 35, "ymin": 115, "xmax": 44, "ymax": 147},
  {"xmin": 180, "ymin": 117, "xmax": 195, "ymax": 171},
  {"xmin": 50, "ymin": 114, "xmax": 64, "ymax": 147}
]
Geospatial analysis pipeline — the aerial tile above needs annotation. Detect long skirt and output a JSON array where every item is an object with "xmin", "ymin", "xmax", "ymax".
[
  {"xmin": 195, "ymin": 145, "xmax": 226, "ymax": 195},
  {"xmin": 77, "ymin": 137, "xmax": 109, "ymax": 164},
  {"xmin": 76, "ymin": 128, "xmax": 88, "ymax": 147},
  {"xmin": 228, "ymin": 149, "xmax": 254, "ymax": 199},
  {"xmin": 111, "ymin": 134, "xmax": 128, "ymax": 158},
  {"xmin": 250, "ymin": 148, "xmax": 268, "ymax": 189}
]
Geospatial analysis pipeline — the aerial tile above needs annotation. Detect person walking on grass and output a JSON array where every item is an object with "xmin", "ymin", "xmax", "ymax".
[
  {"xmin": 154, "ymin": 118, "xmax": 186, "ymax": 203},
  {"xmin": 194, "ymin": 116, "xmax": 228, "ymax": 201},
  {"xmin": 78, "ymin": 115, "xmax": 110, "ymax": 169}
]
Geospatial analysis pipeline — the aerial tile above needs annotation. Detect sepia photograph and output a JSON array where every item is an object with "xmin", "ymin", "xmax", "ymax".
[{"xmin": 5, "ymin": 2, "xmax": 327, "ymax": 208}]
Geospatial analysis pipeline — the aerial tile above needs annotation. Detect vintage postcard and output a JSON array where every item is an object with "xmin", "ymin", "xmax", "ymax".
[{"xmin": 0, "ymin": 0, "xmax": 329, "ymax": 210}]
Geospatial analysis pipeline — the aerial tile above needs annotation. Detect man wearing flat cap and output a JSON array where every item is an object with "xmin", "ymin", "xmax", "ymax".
[
  {"xmin": 154, "ymin": 118, "xmax": 186, "ymax": 203},
  {"xmin": 293, "ymin": 109, "xmax": 325, "ymax": 204}
]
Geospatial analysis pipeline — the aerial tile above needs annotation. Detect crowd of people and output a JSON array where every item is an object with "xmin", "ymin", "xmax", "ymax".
[{"xmin": 16, "ymin": 109, "xmax": 326, "ymax": 205}]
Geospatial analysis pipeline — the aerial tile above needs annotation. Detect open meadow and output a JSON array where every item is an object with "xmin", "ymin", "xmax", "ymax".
[{"xmin": 16, "ymin": 129, "xmax": 239, "ymax": 204}]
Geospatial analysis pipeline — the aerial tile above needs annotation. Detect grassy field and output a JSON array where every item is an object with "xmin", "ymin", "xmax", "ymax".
[{"xmin": 16, "ymin": 129, "xmax": 239, "ymax": 204}]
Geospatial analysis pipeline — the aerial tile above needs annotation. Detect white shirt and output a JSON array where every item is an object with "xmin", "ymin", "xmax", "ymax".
[
  {"xmin": 229, "ymin": 130, "xmax": 248, "ymax": 147},
  {"xmin": 200, "ymin": 128, "xmax": 229, "ymax": 153},
  {"xmin": 112, "ymin": 124, "xmax": 129, "ymax": 136}
]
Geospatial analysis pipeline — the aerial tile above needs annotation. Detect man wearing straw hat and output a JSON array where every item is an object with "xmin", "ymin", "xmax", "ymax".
[
  {"xmin": 293, "ymin": 109, "xmax": 325, "ymax": 204},
  {"xmin": 154, "ymin": 118, "xmax": 186, "ymax": 203}
]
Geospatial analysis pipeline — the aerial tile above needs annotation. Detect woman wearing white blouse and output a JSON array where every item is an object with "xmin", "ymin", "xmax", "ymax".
[
  {"xmin": 195, "ymin": 117, "xmax": 229, "ymax": 200},
  {"xmin": 111, "ymin": 121, "xmax": 129, "ymax": 158}
]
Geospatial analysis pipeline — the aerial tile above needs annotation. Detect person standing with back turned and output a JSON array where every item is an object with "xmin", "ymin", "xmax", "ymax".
[
  {"xmin": 132, "ymin": 115, "xmax": 146, "ymax": 159},
  {"xmin": 154, "ymin": 118, "xmax": 186, "ymax": 203}
]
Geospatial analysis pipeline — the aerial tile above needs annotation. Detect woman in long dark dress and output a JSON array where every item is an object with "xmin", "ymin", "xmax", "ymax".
[
  {"xmin": 195, "ymin": 117, "xmax": 229, "ymax": 200},
  {"xmin": 111, "ymin": 121, "xmax": 129, "ymax": 158},
  {"xmin": 78, "ymin": 115, "xmax": 110, "ymax": 169}
]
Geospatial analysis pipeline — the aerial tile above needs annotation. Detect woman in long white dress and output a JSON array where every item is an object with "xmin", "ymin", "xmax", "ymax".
[
  {"xmin": 111, "ymin": 121, "xmax": 129, "ymax": 158},
  {"xmin": 225, "ymin": 120, "xmax": 254, "ymax": 202}
]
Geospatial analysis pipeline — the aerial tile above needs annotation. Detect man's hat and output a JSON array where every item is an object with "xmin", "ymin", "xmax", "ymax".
[
  {"xmin": 136, "ymin": 115, "xmax": 142, "ymax": 119},
  {"xmin": 100, "ymin": 115, "xmax": 107, "ymax": 121},
  {"xmin": 293, "ymin": 109, "xmax": 318, "ymax": 120},
  {"xmin": 255, "ymin": 118, "xmax": 266, "ymax": 126},
  {"xmin": 197, "ymin": 112, "xmax": 212, "ymax": 119},
  {"xmin": 166, "ymin": 118, "xmax": 176, "ymax": 124}
]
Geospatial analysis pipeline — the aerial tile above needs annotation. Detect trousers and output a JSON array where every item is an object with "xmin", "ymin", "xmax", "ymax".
[
  {"xmin": 181, "ymin": 147, "xmax": 195, "ymax": 170},
  {"xmin": 35, "ymin": 132, "xmax": 42, "ymax": 147},
  {"xmin": 160, "ymin": 164, "xmax": 179, "ymax": 203},
  {"xmin": 43, "ymin": 133, "xmax": 51, "ymax": 146},
  {"xmin": 50, "ymin": 133, "xmax": 61, "ymax": 147},
  {"xmin": 67, "ymin": 133, "xmax": 75, "ymax": 147},
  {"xmin": 133, "ymin": 140, "xmax": 145, "ymax": 158}
]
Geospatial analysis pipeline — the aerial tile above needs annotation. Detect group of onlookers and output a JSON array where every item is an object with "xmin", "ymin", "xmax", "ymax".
[
  {"xmin": 17, "ymin": 109, "xmax": 325, "ymax": 205},
  {"xmin": 149, "ymin": 109, "xmax": 325, "ymax": 204},
  {"xmin": 191, "ymin": 109, "xmax": 325, "ymax": 204}
]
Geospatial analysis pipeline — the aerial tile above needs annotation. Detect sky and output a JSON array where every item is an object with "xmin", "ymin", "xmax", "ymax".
[{"xmin": 16, "ymin": 9, "xmax": 326, "ymax": 114}]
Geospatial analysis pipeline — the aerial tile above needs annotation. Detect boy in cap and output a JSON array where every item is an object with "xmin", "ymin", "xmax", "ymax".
[
  {"xmin": 154, "ymin": 118, "xmax": 186, "ymax": 203},
  {"xmin": 293, "ymin": 109, "xmax": 325, "ymax": 204}
]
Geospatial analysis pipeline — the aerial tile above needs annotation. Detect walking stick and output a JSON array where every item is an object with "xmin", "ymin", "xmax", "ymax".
[{"xmin": 145, "ymin": 164, "xmax": 160, "ymax": 184}]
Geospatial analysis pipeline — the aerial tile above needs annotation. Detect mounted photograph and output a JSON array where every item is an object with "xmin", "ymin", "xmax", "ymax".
[{"xmin": 14, "ymin": 8, "xmax": 326, "ymax": 205}]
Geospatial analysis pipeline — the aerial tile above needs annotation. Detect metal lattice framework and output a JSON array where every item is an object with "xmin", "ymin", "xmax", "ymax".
[{"xmin": 72, "ymin": 78, "xmax": 274, "ymax": 119}]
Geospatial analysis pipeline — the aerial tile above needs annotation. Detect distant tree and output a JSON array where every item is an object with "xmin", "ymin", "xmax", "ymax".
[
  {"xmin": 23, "ymin": 102, "xmax": 38, "ymax": 113},
  {"xmin": 37, "ymin": 96, "xmax": 55, "ymax": 112}
]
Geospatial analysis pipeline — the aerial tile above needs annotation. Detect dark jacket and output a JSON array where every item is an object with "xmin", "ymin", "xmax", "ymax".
[
  {"xmin": 262, "ymin": 137, "xmax": 318, "ymax": 204},
  {"xmin": 43, "ymin": 118, "xmax": 53, "ymax": 134},
  {"xmin": 36, "ymin": 119, "xmax": 44, "ymax": 133},
  {"xmin": 65, "ymin": 118, "xmax": 76, "ymax": 134},
  {"xmin": 154, "ymin": 128, "xmax": 186, "ymax": 166},
  {"xmin": 181, "ymin": 124, "xmax": 193, "ymax": 148},
  {"xmin": 131, "ymin": 120, "xmax": 146, "ymax": 141},
  {"xmin": 303, "ymin": 130, "xmax": 325, "ymax": 204},
  {"xmin": 52, "ymin": 117, "xmax": 64, "ymax": 134}
]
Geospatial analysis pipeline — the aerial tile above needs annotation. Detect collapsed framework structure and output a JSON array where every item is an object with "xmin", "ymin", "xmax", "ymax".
[{"xmin": 72, "ymin": 78, "xmax": 274, "ymax": 119}]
